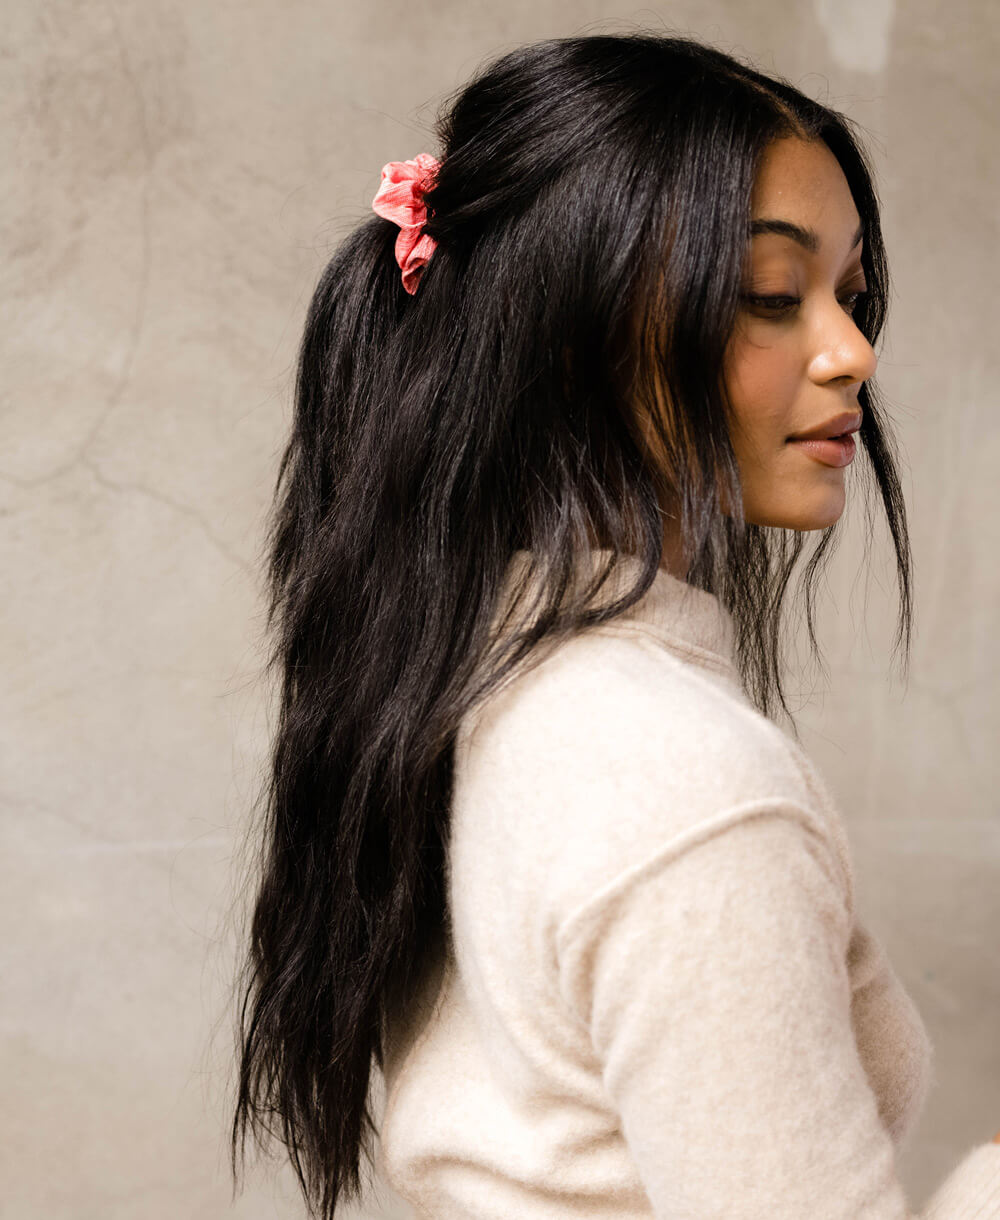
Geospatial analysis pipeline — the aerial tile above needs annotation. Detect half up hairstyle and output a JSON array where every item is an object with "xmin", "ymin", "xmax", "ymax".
[{"xmin": 230, "ymin": 30, "xmax": 912, "ymax": 1219}]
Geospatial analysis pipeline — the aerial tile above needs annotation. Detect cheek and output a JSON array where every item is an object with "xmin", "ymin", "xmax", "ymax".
[{"xmin": 724, "ymin": 333, "xmax": 799, "ymax": 445}]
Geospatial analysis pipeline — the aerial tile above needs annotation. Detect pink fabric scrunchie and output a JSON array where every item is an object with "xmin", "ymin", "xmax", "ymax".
[{"xmin": 371, "ymin": 153, "xmax": 442, "ymax": 295}]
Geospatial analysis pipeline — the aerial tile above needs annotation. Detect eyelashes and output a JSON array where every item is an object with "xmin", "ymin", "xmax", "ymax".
[{"xmin": 740, "ymin": 291, "xmax": 870, "ymax": 317}]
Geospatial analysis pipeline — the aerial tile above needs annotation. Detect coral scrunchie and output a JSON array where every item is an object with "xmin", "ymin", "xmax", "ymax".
[{"xmin": 371, "ymin": 153, "xmax": 441, "ymax": 295}]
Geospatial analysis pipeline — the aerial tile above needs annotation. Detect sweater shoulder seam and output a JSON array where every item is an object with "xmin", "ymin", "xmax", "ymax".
[{"xmin": 554, "ymin": 796, "xmax": 849, "ymax": 958}]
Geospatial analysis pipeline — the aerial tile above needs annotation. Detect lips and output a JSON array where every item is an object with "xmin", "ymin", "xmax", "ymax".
[
  {"xmin": 788, "ymin": 432, "xmax": 857, "ymax": 468},
  {"xmin": 787, "ymin": 412, "xmax": 863, "ymax": 442}
]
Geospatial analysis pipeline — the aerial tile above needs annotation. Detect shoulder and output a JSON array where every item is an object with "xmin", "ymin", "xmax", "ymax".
[
  {"xmin": 457, "ymin": 624, "xmax": 812, "ymax": 816},
  {"xmin": 452, "ymin": 626, "xmax": 825, "ymax": 928}
]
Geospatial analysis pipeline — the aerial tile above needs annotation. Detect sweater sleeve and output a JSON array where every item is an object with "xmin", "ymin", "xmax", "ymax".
[{"xmin": 555, "ymin": 802, "xmax": 1000, "ymax": 1219}]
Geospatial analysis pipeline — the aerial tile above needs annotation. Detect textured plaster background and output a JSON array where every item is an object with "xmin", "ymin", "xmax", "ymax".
[{"xmin": 2, "ymin": 1, "xmax": 997, "ymax": 1217}]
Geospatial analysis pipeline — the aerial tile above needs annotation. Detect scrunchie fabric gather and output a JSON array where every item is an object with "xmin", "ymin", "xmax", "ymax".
[{"xmin": 371, "ymin": 153, "xmax": 442, "ymax": 295}]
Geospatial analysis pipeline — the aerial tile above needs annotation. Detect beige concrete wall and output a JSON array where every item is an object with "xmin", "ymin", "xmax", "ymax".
[{"xmin": 3, "ymin": 1, "xmax": 996, "ymax": 1216}]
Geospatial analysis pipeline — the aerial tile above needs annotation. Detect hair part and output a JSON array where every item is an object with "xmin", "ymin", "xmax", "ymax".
[{"xmin": 230, "ymin": 30, "xmax": 912, "ymax": 1219}]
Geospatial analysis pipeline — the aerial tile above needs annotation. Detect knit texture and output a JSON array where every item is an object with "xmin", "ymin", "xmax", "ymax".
[{"xmin": 377, "ymin": 550, "xmax": 1000, "ymax": 1219}]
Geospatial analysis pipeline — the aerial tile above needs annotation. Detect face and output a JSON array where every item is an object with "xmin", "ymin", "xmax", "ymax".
[{"xmin": 722, "ymin": 135, "xmax": 877, "ymax": 531}]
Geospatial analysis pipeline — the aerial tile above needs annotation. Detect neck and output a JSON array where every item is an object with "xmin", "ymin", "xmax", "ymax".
[{"xmin": 584, "ymin": 499, "xmax": 690, "ymax": 582}]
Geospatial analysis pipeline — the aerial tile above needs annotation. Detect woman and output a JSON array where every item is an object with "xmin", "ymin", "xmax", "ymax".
[{"xmin": 230, "ymin": 32, "xmax": 1000, "ymax": 1219}]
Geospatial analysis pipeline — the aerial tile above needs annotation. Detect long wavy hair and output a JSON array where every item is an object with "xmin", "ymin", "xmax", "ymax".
[{"xmin": 230, "ymin": 30, "xmax": 912, "ymax": 1219}]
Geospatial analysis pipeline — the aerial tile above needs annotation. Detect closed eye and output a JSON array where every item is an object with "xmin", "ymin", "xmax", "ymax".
[
  {"xmin": 740, "ymin": 291, "xmax": 869, "ymax": 317},
  {"xmin": 741, "ymin": 294, "xmax": 798, "ymax": 315}
]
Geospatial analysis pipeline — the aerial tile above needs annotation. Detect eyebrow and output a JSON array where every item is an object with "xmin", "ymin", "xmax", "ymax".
[{"xmin": 749, "ymin": 218, "xmax": 864, "ymax": 255}]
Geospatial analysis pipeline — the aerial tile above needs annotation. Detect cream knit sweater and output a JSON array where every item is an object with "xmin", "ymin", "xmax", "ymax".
[{"xmin": 377, "ymin": 550, "xmax": 1000, "ymax": 1218}]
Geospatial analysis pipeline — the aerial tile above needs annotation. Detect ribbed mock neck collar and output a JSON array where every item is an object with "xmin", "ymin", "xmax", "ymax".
[{"xmin": 502, "ymin": 549, "xmax": 739, "ymax": 676}]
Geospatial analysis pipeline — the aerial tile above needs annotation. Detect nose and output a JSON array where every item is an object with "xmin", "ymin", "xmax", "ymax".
[{"xmin": 806, "ymin": 304, "xmax": 878, "ymax": 389}]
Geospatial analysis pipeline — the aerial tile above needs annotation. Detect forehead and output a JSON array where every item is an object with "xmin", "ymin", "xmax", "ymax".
[{"xmin": 750, "ymin": 136, "xmax": 860, "ymax": 240}]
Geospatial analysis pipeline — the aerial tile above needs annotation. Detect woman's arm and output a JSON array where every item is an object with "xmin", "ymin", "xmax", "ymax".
[{"xmin": 556, "ymin": 805, "xmax": 1000, "ymax": 1218}]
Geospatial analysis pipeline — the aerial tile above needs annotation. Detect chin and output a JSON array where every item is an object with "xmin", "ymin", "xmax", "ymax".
[{"xmin": 747, "ymin": 491, "xmax": 847, "ymax": 531}]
